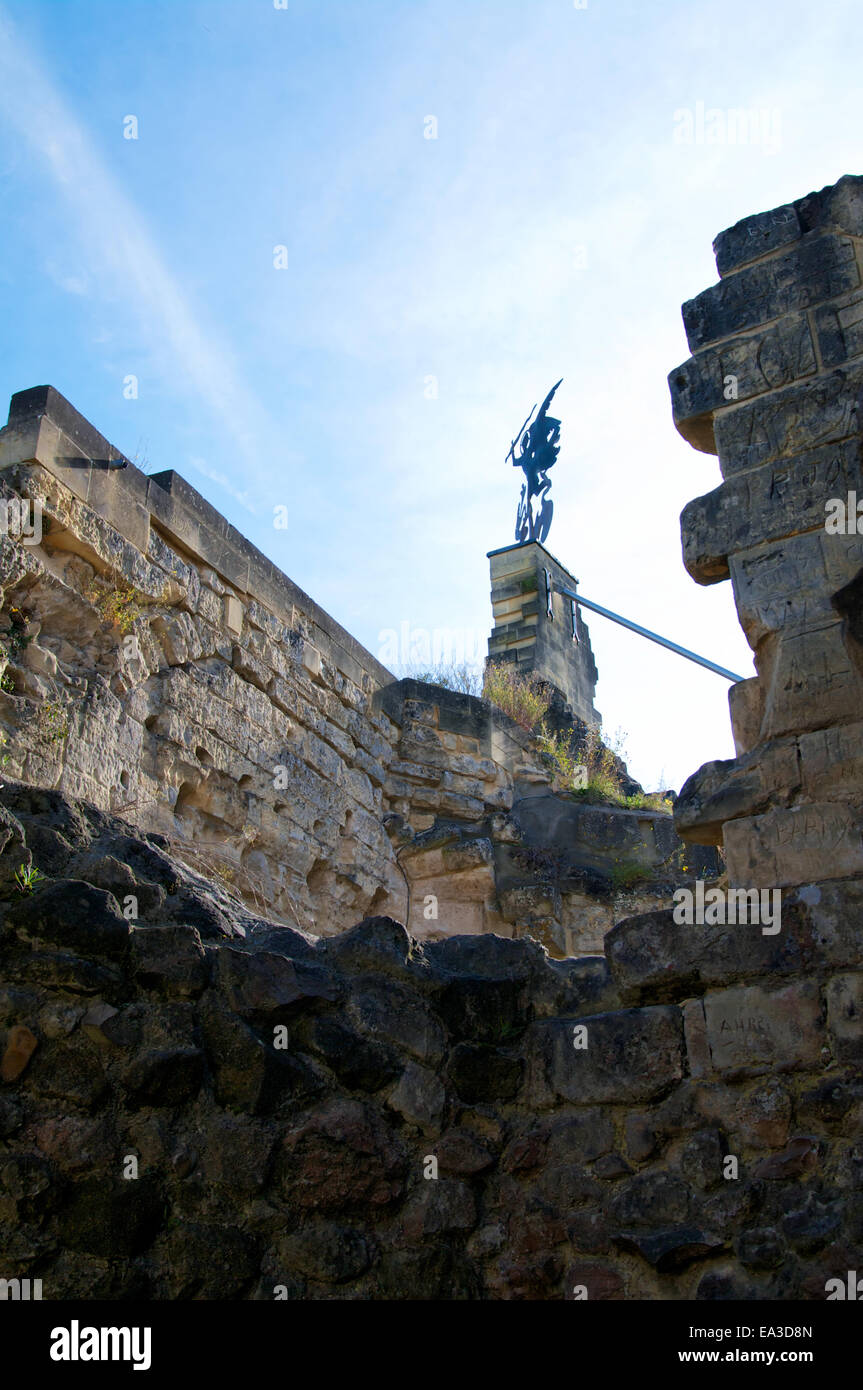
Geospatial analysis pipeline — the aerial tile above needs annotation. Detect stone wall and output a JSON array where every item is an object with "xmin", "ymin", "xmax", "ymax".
[
  {"xmin": 0, "ymin": 386, "xmax": 693, "ymax": 955},
  {"xmin": 0, "ymin": 386, "xmax": 405, "ymax": 938},
  {"xmin": 670, "ymin": 175, "xmax": 863, "ymax": 890},
  {"xmin": 0, "ymin": 789, "xmax": 858, "ymax": 1301},
  {"xmin": 1, "ymin": 176, "xmax": 863, "ymax": 1302},
  {"xmin": 378, "ymin": 679, "xmax": 709, "ymax": 955}
]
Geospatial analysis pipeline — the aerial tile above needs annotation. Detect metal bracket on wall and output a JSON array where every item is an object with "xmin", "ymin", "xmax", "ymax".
[
  {"xmin": 570, "ymin": 598, "xmax": 579, "ymax": 644},
  {"xmin": 544, "ymin": 568, "xmax": 553, "ymax": 619}
]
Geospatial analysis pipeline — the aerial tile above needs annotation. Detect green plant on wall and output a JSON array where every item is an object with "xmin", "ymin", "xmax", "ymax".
[
  {"xmin": 535, "ymin": 721, "xmax": 672, "ymax": 814},
  {"xmin": 622, "ymin": 790, "xmax": 673, "ymax": 813},
  {"xmin": 536, "ymin": 722, "xmax": 618, "ymax": 803},
  {"xmin": 4, "ymin": 608, "xmax": 32, "ymax": 658},
  {"xmin": 608, "ymin": 858, "xmax": 651, "ymax": 891},
  {"xmin": 482, "ymin": 665, "xmax": 550, "ymax": 732},
  {"xmin": 491, "ymin": 1016, "xmax": 525, "ymax": 1044},
  {"xmin": 399, "ymin": 662, "xmax": 484, "ymax": 696},
  {"xmin": 14, "ymin": 863, "xmax": 44, "ymax": 893},
  {"xmin": 86, "ymin": 580, "xmax": 143, "ymax": 633},
  {"xmin": 40, "ymin": 700, "xmax": 69, "ymax": 744}
]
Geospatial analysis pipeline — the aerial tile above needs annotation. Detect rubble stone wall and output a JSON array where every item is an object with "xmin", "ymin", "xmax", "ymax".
[{"xmin": 0, "ymin": 789, "xmax": 858, "ymax": 1301}]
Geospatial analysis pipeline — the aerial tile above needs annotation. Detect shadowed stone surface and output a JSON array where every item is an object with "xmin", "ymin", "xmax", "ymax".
[{"xmin": 0, "ymin": 787, "xmax": 859, "ymax": 1300}]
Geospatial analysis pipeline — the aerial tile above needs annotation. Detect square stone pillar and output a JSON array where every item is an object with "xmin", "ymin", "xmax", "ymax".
[{"xmin": 487, "ymin": 541, "xmax": 599, "ymax": 726}]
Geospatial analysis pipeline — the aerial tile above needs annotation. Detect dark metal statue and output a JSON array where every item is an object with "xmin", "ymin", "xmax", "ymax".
[{"xmin": 507, "ymin": 378, "xmax": 562, "ymax": 544}]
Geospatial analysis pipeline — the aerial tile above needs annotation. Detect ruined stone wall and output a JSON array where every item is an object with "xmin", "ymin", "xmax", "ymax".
[
  {"xmin": 0, "ymin": 387, "xmax": 693, "ymax": 955},
  {"xmin": 670, "ymin": 175, "xmax": 863, "ymax": 890},
  {"xmin": 1, "ymin": 177, "xmax": 863, "ymax": 1303},
  {"xmin": 0, "ymin": 386, "xmax": 408, "ymax": 938},
  {"xmin": 377, "ymin": 679, "xmax": 706, "ymax": 955},
  {"xmin": 0, "ymin": 789, "xmax": 858, "ymax": 1301}
]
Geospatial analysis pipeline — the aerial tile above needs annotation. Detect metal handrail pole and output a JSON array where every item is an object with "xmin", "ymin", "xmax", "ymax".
[{"xmin": 555, "ymin": 584, "xmax": 745, "ymax": 684}]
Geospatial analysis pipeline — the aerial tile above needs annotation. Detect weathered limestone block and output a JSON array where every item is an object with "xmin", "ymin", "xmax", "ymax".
[
  {"xmin": 723, "ymin": 804, "xmax": 863, "ymax": 888},
  {"xmin": 682, "ymin": 234, "xmax": 860, "ymax": 351},
  {"xmin": 195, "ymin": 584, "xmax": 223, "ymax": 627},
  {"xmin": 701, "ymin": 981, "xmax": 824, "ymax": 1074},
  {"xmin": 670, "ymin": 312, "xmax": 817, "ymax": 451},
  {"xmin": 245, "ymin": 597, "xmax": 285, "ymax": 641},
  {"xmin": 728, "ymin": 530, "xmax": 863, "ymax": 644},
  {"xmin": 606, "ymin": 906, "xmax": 807, "ymax": 1005},
  {"xmin": 147, "ymin": 529, "xmax": 201, "ymax": 611},
  {"xmin": 675, "ymin": 744, "xmax": 797, "ymax": 846},
  {"xmin": 670, "ymin": 173, "xmax": 863, "ymax": 888},
  {"xmin": 498, "ymin": 882, "xmax": 562, "ymax": 924},
  {"xmin": 758, "ymin": 623, "xmax": 861, "ymax": 742},
  {"xmin": 815, "ymin": 289, "xmax": 863, "ymax": 367},
  {"xmin": 386, "ymin": 1060, "xmax": 446, "ymax": 1130},
  {"xmin": 712, "ymin": 175, "xmax": 863, "ymax": 274},
  {"xmin": 824, "ymin": 972, "xmax": 863, "ymax": 1060},
  {"xmin": 399, "ymin": 834, "xmax": 504, "ymax": 940},
  {"xmin": 682, "ymin": 439, "xmax": 863, "ymax": 584},
  {"xmin": 713, "ymin": 365, "xmax": 863, "ymax": 477},
  {"xmin": 677, "ymin": 719, "xmax": 863, "ymax": 846},
  {"xmin": 1, "ymin": 1023, "xmax": 38, "ymax": 1081}
]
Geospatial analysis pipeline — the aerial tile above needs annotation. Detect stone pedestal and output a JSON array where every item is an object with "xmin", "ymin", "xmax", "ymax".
[{"xmin": 486, "ymin": 541, "xmax": 600, "ymax": 727}]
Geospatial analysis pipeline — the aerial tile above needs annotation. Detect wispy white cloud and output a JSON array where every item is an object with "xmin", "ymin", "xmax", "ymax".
[
  {"xmin": 0, "ymin": 4, "xmax": 276, "ymax": 486},
  {"xmin": 187, "ymin": 455, "xmax": 258, "ymax": 516},
  {"xmin": 44, "ymin": 260, "xmax": 88, "ymax": 296}
]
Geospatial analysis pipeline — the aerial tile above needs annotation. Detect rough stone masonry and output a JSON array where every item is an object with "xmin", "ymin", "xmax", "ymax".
[
  {"xmin": 671, "ymin": 174, "xmax": 863, "ymax": 890},
  {"xmin": 0, "ymin": 175, "xmax": 861, "ymax": 1301},
  {"xmin": 0, "ymin": 784, "xmax": 860, "ymax": 1300},
  {"xmin": 0, "ymin": 385, "xmax": 703, "ymax": 958}
]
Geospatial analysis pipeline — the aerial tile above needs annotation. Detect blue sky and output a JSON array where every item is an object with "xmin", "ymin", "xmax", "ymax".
[{"xmin": 0, "ymin": 0, "xmax": 859, "ymax": 791}]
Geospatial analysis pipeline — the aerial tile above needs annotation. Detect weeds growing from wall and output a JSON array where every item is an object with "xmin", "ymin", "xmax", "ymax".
[
  {"xmin": 485, "ymin": 670, "xmax": 670, "ymax": 812},
  {"xmin": 400, "ymin": 662, "xmax": 485, "ymax": 696},
  {"xmin": 39, "ymin": 701, "xmax": 69, "ymax": 744},
  {"xmin": 14, "ymin": 863, "xmax": 44, "ymax": 893},
  {"xmin": 85, "ymin": 579, "xmax": 144, "ymax": 633},
  {"xmin": 399, "ymin": 661, "xmax": 670, "ymax": 812},
  {"xmin": 608, "ymin": 858, "xmax": 654, "ymax": 891},
  {"xmin": 482, "ymin": 664, "xmax": 550, "ymax": 731}
]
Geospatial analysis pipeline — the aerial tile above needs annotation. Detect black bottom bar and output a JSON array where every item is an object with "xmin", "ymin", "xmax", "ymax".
[{"xmin": 5, "ymin": 1297, "xmax": 855, "ymax": 1377}]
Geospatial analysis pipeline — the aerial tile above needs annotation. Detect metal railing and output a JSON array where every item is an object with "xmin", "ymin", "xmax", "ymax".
[{"xmin": 555, "ymin": 583, "xmax": 746, "ymax": 684}]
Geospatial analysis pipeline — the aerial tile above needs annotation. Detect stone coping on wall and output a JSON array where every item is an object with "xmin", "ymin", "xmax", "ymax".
[
  {"xmin": 487, "ymin": 537, "xmax": 580, "ymax": 585},
  {"xmin": 0, "ymin": 385, "xmax": 395, "ymax": 694}
]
